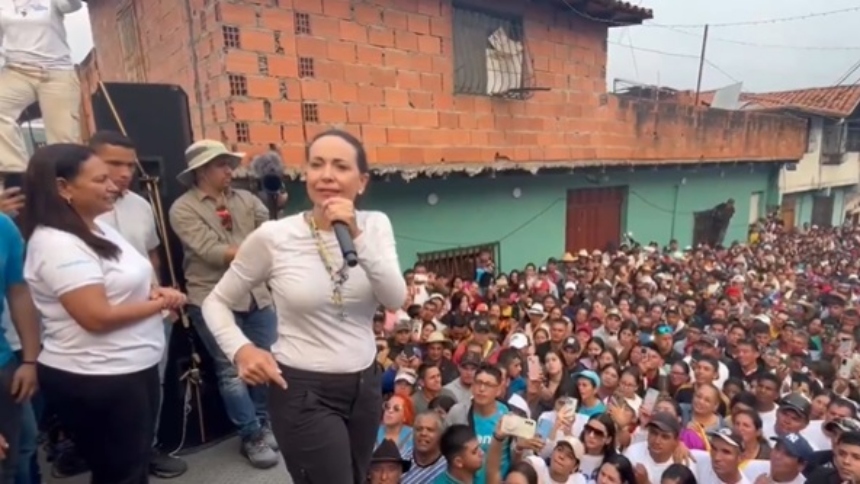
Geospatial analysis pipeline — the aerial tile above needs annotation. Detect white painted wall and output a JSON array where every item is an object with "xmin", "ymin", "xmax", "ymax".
[{"xmin": 779, "ymin": 117, "xmax": 860, "ymax": 194}]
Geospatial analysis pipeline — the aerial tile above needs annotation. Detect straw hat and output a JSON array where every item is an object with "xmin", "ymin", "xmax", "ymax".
[
  {"xmin": 424, "ymin": 331, "xmax": 450, "ymax": 346},
  {"xmin": 177, "ymin": 140, "xmax": 244, "ymax": 186}
]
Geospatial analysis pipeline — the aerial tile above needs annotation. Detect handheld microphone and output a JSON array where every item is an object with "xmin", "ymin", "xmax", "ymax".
[
  {"xmin": 250, "ymin": 151, "xmax": 284, "ymax": 194},
  {"xmin": 333, "ymin": 222, "xmax": 358, "ymax": 267}
]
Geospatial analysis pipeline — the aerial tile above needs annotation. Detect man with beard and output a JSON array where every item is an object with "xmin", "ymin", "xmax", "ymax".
[{"xmin": 402, "ymin": 411, "xmax": 447, "ymax": 483}]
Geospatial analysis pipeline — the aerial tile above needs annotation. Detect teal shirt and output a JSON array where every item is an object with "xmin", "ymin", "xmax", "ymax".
[
  {"xmin": 434, "ymin": 472, "xmax": 466, "ymax": 484},
  {"xmin": 472, "ymin": 401, "xmax": 510, "ymax": 484},
  {"xmin": 0, "ymin": 215, "xmax": 25, "ymax": 368},
  {"xmin": 579, "ymin": 400, "xmax": 607, "ymax": 418}
]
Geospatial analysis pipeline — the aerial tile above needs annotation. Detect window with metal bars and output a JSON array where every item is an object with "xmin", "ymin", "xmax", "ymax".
[
  {"xmin": 223, "ymin": 25, "xmax": 240, "ymax": 49},
  {"xmin": 236, "ymin": 122, "xmax": 250, "ymax": 143},
  {"xmin": 416, "ymin": 243, "xmax": 500, "ymax": 280},
  {"xmin": 258, "ymin": 54, "xmax": 269, "ymax": 75},
  {"xmin": 228, "ymin": 74, "xmax": 247, "ymax": 96},
  {"xmin": 298, "ymin": 57, "xmax": 315, "ymax": 78},
  {"xmin": 452, "ymin": 6, "xmax": 537, "ymax": 99},
  {"xmin": 301, "ymin": 103, "xmax": 319, "ymax": 123},
  {"xmin": 295, "ymin": 12, "xmax": 311, "ymax": 35}
]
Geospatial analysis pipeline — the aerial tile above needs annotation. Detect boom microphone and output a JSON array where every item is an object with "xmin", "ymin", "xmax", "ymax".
[
  {"xmin": 250, "ymin": 151, "xmax": 357, "ymax": 266},
  {"xmin": 250, "ymin": 151, "xmax": 284, "ymax": 194}
]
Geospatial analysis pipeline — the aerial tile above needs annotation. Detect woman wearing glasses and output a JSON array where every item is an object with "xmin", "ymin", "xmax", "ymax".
[
  {"xmin": 201, "ymin": 129, "xmax": 407, "ymax": 484},
  {"xmin": 577, "ymin": 413, "xmax": 619, "ymax": 480},
  {"xmin": 21, "ymin": 144, "xmax": 186, "ymax": 483}
]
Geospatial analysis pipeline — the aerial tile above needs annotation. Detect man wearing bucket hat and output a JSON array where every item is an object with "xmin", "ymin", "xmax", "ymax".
[{"xmin": 168, "ymin": 140, "xmax": 279, "ymax": 469}]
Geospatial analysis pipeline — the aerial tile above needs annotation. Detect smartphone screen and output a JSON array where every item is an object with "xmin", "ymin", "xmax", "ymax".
[
  {"xmin": 839, "ymin": 339, "xmax": 855, "ymax": 358},
  {"xmin": 4, "ymin": 173, "xmax": 23, "ymax": 190},
  {"xmin": 643, "ymin": 389, "xmax": 660, "ymax": 413},
  {"xmin": 536, "ymin": 418, "xmax": 554, "ymax": 440},
  {"xmin": 527, "ymin": 356, "xmax": 541, "ymax": 381}
]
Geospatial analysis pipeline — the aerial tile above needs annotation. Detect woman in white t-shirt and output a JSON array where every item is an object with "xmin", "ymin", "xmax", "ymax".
[
  {"xmin": 20, "ymin": 143, "xmax": 185, "ymax": 484},
  {"xmin": 0, "ymin": 0, "xmax": 84, "ymax": 174}
]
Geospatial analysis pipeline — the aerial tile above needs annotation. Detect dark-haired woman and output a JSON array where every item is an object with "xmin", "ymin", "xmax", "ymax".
[
  {"xmin": 596, "ymin": 454, "xmax": 637, "ymax": 484},
  {"xmin": 660, "ymin": 463, "xmax": 697, "ymax": 484},
  {"xmin": 578, "ymin": 413, "xmax": 618, "ymax": 480},
  {"xmin": 201, "ymin": 129, "xmax": 407, "ymax": 484},
  {"xmin": 21, "ymin": 143, "xmax": 186, "ymax": 484}
]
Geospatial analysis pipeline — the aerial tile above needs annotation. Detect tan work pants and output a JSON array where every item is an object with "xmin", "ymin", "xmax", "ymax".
[{"xmin": 0, "ymin": 66, "xmax": 81, "ymax": 173}]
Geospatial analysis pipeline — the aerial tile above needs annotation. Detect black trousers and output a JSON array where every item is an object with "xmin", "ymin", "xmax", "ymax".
[
  {"xmin": 269, "ymin": 363, "xmax": 382, "ymax": 484},
  {"xmin": 38, "ymin": 364, "xmax": 159, "ymax": 484}
]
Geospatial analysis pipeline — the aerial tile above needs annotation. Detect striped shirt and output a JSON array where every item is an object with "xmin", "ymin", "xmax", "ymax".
[{"xmin": 402, "ymin": 454, "xmax": 447, "ymax": 484}]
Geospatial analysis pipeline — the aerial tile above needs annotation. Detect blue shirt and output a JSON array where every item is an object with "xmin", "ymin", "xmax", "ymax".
[
  {"xmin": 0, "ymin": 215, "xmax": 25, "ymax": 368},
  {"xmin": 473, "ymin": 401, "xmax": 510, "ymax": 484},
  {"xmin": 376, "ymin": 425, "xmax": 414, "ymax": 459}
]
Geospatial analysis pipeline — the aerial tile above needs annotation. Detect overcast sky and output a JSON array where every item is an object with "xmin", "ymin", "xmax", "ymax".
[{"xmin": 64, "ymin": 1, "xmax": 860, "ymax": 94}]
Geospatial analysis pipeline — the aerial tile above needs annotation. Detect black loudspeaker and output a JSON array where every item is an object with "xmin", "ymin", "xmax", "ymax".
[{"xmin": 90, "ymin": 83, "xmax": 234, "ymax": 453}]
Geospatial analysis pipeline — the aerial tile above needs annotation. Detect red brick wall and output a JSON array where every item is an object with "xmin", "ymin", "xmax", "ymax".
[
  {"xmin": 82, "ymin": 0, "xmax": 807, "ymax": 168},
  {"xmin": 84, "ymin": 0, "xmax": 218, "ymax": 138}
]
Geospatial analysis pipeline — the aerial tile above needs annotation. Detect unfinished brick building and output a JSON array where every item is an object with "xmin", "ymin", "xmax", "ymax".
[{"xmin": 80, "ymin": 0, "xmax": 808, "ymax": 267}]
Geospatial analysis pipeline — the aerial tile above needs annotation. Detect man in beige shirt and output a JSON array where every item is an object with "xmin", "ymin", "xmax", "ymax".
[{"xmin": 168, "ymin": 140, "xmax": 279, "ymax": 469}]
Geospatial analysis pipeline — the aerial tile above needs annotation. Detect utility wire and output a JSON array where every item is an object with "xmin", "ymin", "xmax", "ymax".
[
  {"xmin": 606, "ymin": 41, "xmax": 740, "ymax": 83},
  {"xmin": 657, "ymin": 6, "xmax": 860, "ymax": 28},
  {"xmin": 650, "ymin": 25, "xmax": 860, "ymax": 51},
  {"xmin": 833, "ymin": 58, "xmax": 860, "ymax": 86}
]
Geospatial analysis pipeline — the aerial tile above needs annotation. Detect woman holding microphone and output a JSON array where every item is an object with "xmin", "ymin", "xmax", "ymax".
[{"xmin": 201, "ymin": 129, "xmax": 407, "ymax": 484}]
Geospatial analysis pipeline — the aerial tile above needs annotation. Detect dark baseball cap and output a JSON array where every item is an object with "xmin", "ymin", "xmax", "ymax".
[
  {"xmin": 562, "ymin": 336, "xmax": 580, "ymax": 351},
  {"xmin": 460, "ymin": 352, "xmax": 482, "ymax": 368},
  {"xmin": 825, "ymin": 417, "xmax": 860, "ymax": 434},
  {"xmin": 473, "ymin": 320, "xmax": 492, "ymax": 334},
  {"xmin": 646, "ymin": 412, "xmax": 681, "ymax": 436},
  {"xmin": 771, "ymin": 433, "xmax": 814, "ymax": 462},
  {"xmin": 778, "ymin": 393, "xmax": 812, "ymax": 420}
]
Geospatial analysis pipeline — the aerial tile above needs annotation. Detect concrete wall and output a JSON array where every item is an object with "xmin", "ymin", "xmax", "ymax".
[
  {"xmin": 282, "ymin": 165, "xmax": 775, "ymax": 271},
  {"xmin": 780, "ymin": 117, "xmax": 860, "ymax": 193}
]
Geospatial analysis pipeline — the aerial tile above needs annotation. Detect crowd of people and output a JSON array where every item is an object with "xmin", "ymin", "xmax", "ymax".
[{"xmin": 364, "ymin": 220, "xmax": 860, "ymax": 484}]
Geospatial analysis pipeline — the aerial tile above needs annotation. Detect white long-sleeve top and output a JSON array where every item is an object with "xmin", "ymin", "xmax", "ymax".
[
  {"xmin": 0, "ymin": 0, "xmax": 82, "ymax": 70},
  {"xmin": 201, "ymin": 211, "xmax": 407, "ymax": 373}
]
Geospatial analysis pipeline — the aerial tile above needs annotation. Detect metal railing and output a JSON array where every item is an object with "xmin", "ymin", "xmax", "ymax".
[{"xmin": 417, "ymin": 242, "xmax": 500, "ymax": 279}]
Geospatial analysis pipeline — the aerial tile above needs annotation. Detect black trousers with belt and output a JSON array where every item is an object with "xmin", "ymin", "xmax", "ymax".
[
  {"xmin": 38, "ymin": 364, "xmax": 159, "ymax": 484},
  {"xmin": 269, "ymin": 363, "xmax": 382, "ymax": 484}
]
